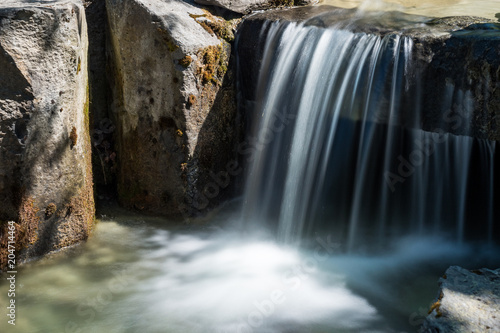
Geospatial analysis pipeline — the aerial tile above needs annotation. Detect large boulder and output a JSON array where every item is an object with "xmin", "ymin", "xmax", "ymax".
[
  {"xmin": 0, "ymin": 0, "xmax": 95, "ymax": 270},
  {"xmin": 421, "ymin": 266, "xmax": 500, "ymax": 333},
  {"xmin": 106, "ymin": 0, "xmax": 242, "ymax": 218}
]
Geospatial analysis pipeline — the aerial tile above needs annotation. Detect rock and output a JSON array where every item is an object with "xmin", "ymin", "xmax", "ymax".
[
  {"xmin": 0, "ymin": 0, "xmax": 94, "ymax": 270},
  {"xmin": 106, "ymin": 0, "xmax": 242, "ymax": 218},
  {"xmin": 420, "ymin": 21, "xmax": 500, "ymax": 141},
  {"xmin": 194, "ymin": 0, "xmax": 318, "ymax": 15},
  {"xmin": 84, "ymin": 0, "xmax": 115, "ymax": 197},
  {"xmin": 236, "ymin": 6, "xmax": 500, "ymax": 140},
  {"xmin": 421, "ymin": 266, "xmax": 500, "ymax": 333}
]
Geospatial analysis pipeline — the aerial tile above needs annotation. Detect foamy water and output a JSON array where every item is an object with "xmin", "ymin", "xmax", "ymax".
[{"xmin": 1, "ymin": 209, "xmax": 498, "ymax": 332}]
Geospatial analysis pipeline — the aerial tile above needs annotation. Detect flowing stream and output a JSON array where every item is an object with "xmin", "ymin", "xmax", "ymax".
[
  {"xmin": 1, "ymin": 1, "xmax": 499, "ymax": 333},
  {"xmin": 240, "ymin": 15, "xmax": 498, "ymax": 249},
  {"xmin": 0, "ymin": 206, "xmax": 499, "ymax": 332}
]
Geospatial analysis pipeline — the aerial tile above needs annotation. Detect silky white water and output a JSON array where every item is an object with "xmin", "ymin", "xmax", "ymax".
[
  {"xmin": 1, "ymin": 208, "xmax": 498, "ymax": 332},
  {"xmin": 1, "ymin": 2, "xmax": 499, "ymax": 333},
  {"xmin": 240, "ymin": 16, "xmax": 498, "ymax": 248}
]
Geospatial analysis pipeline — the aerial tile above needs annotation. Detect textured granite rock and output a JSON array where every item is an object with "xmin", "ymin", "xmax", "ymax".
[
  {"xmin": 0, "ymin": 0, "xmax": 95, "ymax": 269},
  {"xmin": 421, "ymin": 266, "xmax": 500, "ymax": 333},
  {"xmin": 106, "ymin": 0, "xmax": 241, "ymax": 218}
]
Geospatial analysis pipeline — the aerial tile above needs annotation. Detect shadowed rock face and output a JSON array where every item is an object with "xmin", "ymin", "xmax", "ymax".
[
  {"xmin": 85, "ymin": 0, "xmax": 115, "ymax": 198},
  {"xmin": 237, "ymin": 5, "xmax": 500, "ymax": 141},
  {"xmin": 421, "ymin": 266, "xmax": 500, "ymax": 333},
  {"xmin": 0, "ymin": 0, "xmax": 94, "ymax": 270},
  {"xmin": 106, "ymin": 0, "xmax": 242, "ymax": 218}
]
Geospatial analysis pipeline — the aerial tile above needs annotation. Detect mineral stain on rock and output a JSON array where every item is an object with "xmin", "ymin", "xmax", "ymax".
[{"xmin": 69, "ymin": 126, "xmax": 78, "ymax": 148}]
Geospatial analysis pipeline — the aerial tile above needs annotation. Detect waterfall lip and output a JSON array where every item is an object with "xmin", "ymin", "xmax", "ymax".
[
  {"xmin": 237, "ymin": 9, "xmax": 499, "ymax": 248},
  {"xmin": 240, "ymin": 5, "xmax": 496, "ymax": 39}
]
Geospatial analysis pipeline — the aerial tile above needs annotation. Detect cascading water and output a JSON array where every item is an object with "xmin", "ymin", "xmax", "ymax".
[
  {"xmin": 2, "ymin": 6, "xmax": 500, "ymax": 333},
  {"xmin": 239, "ymin": 15, "xmax": 498, "ymax": 250}
]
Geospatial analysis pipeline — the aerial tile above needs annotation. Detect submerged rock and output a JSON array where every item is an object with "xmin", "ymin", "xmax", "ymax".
[
  {"xmin": 421, "ymin": 266, "xmax": 500, "ymax": 333},
  {"xmin": 0, "ymin": 0, "xmax": 94, "ymax": 269},
  {"xmin": 106, "ymin": 0, "xmax": 242, "ymax": 218}
]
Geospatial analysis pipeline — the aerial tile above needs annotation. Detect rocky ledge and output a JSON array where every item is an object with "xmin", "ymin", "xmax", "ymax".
[{"xmin": 421, "ymin": 266, "xmax": 500, "ymax": 333}]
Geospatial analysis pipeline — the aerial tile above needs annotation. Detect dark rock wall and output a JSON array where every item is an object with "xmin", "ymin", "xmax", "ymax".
[{"xmin": 84, "ymin": 0, "xmax": 116, "ymax": 200}]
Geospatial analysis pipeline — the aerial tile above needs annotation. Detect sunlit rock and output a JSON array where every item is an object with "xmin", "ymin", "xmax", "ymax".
[
  {"xmin": 106, "ymin": 0, "xmax": 241, "ymax": 218},
  {"xmin": 421, "ymin": 266, "xmax": 500, "ymax": 333},
  {"xmin": 0, "ymin": 0, "xmax": 94, "ymax": 270}
]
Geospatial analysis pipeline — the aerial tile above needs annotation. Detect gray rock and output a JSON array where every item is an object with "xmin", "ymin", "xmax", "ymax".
[
  {"xmin": 106, "ymin": 0, "xmax": 241, "ymax": 218},
  {"xmin": 421, "ymin": 266, "xmax": 500, "ymax": 333},
  {"xmin": 194, "ymin": 0, "xmax": 318, "ymax": 15},
  {"xmin": 0, "ymin": 0, "xmax": 95, "ymax": 269}
]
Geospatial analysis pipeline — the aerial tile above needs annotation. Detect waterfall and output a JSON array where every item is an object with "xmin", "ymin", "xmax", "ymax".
[{"xmin": 239, "ymin": 19, "xmax": 498, "ymax": 249}]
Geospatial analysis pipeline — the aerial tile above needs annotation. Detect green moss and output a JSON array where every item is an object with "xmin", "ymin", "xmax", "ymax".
[
  {"xmin": 197, "ymin": 44, "xmax": 227, "ymax": 86},
  {"xmin": 156, "ymin": 27, "xmax": 179, "ymax": 52},
  {"xmin": 179, "ymin": 55, "xmax": 192, "ymax": 68},
  {"xmin": 45, "ymin": 203, "xmax": 57, "ymax": 218},
  {"xmin": 167, "ymin": 41, "xmax": 179, "ymax": 53},
  {"xmin": 191, "ymin": 10, "xmax": 235, "ymax": 43}
]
